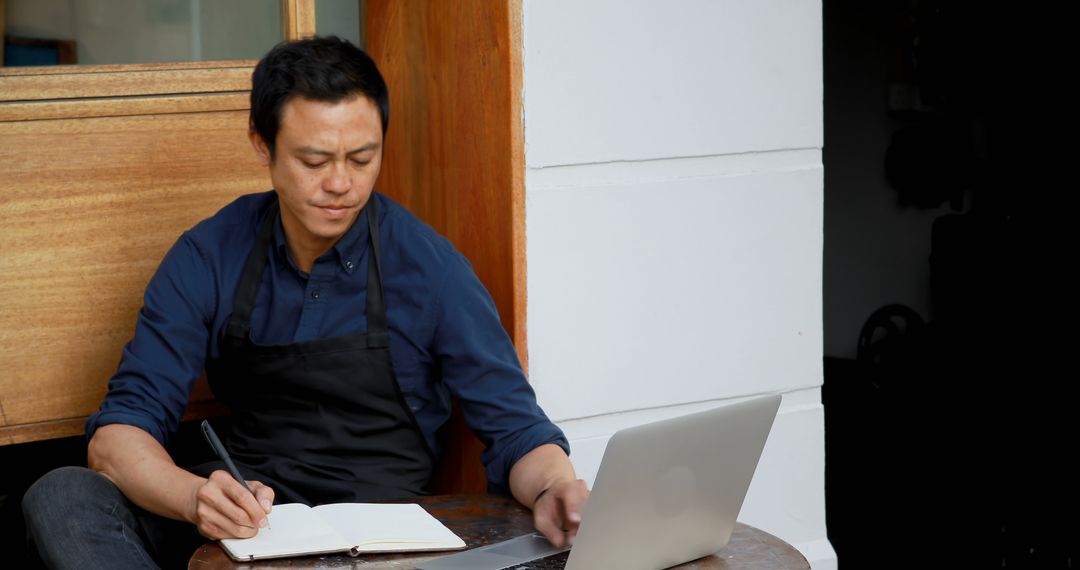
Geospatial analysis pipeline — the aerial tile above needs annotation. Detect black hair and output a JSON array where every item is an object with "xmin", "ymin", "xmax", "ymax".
[{"xmin": 249, "ymin": 36, "xmax": 389, "ymax": 158}]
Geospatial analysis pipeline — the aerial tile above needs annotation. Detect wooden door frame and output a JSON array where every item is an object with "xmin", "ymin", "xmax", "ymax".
[{"xmin": 365, "ymin": 0, "xmax": 526, "ymax": 493}]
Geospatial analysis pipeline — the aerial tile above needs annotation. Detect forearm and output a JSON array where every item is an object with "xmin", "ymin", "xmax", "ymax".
[
  {"xmin": 88, "ymin": 423, "xmax": 203, "ymax": 523},
  {"xmin": 508, "ymin": 443, "xmax": 577, "ymax": 509}
]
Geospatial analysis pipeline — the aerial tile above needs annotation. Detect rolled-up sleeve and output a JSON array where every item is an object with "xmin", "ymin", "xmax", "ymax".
[
  {"xmin": 85, "ymin": 233, "xmax": 213, "ymax": 445},
  {"xmin": 432, "ymin": 254, "xmax": 569, "ymax": 493}
]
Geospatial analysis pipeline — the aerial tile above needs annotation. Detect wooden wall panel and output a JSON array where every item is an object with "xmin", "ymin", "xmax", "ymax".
[
  {"xmin": 0, "ymin": 64, "xmax": 255, "ymax": 102},
  {"xmin": 0, "ymin": 93, "xmax": 250, "ymax": 123},
  {"xmin": 366, "ymin": 1, "xmax": 525, "ymax": 494},
  {"xmin": 0, "ymin": 102, "xmax": 263, "ymax": 444}
]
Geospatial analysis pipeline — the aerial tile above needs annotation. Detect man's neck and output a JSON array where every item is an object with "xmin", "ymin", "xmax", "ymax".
[
  {"xmin": 279, "ymin": 217, "xmax": 339, "ymax": 274},
  {"xmin": 286, "ymin": 240, "xmax": 330, "ymax": 274},
  {"xmin": 278, "ymin": 204, "xmax": 363, "ymax": 274}
]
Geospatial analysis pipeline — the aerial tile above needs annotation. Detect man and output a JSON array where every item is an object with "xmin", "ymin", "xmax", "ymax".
[{"xmin": 23, "ymin": 36, "xmax": 588, "ymax": 569}]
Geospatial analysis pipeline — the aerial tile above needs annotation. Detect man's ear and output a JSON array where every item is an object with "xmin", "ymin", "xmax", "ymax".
[{"xmin": 249, "ymin": 129, "xmax": 272, "ymax": 167}]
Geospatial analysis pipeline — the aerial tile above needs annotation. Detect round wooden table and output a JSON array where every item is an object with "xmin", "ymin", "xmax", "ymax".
[{"xmin": 188, "ymin": 495, "xmax": 808, "ymax": 569}]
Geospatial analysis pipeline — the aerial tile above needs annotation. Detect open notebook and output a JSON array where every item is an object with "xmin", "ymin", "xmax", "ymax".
[{"xmin": 220, "ymin": 502, "xmax": 466, "ymax": 561}]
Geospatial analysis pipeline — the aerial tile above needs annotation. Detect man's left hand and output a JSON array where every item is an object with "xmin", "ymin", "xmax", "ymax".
[{"xmin": 531, "ymin": 478, "xmax": 590, "ymax": 548}]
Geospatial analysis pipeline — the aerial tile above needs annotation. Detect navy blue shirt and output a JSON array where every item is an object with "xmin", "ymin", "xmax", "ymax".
[{"xmin": 87, "ymin": 191, "xmax": 567, "ymax": 491}]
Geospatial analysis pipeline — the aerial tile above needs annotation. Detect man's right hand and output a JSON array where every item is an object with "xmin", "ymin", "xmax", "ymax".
[
  {"xmin": 89, "ymin": 424, "xmax": 276, "ymax": 539},
  {"xmin": 190, "ymin": 470, "xmax": 274, "ymax": 539}
]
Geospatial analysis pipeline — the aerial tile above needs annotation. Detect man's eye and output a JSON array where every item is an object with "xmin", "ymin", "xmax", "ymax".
[
  {"xmin": 351, "ymin": 159, "xmax": 371, "ymax": 167},
  {"xmin": 303, "ymin": 161, "xmax": 327, "ymax": 169}
]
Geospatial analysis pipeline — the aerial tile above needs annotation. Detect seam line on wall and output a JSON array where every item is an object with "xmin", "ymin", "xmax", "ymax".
[{"xmin": 529, "ymin": 146, "xmax": 821, "ymax": 171}]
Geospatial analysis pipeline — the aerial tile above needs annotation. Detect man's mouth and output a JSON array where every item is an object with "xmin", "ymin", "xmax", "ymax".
[{"xmin": 316, "ymin": 204, "xmax": 354, "ymax": 219}]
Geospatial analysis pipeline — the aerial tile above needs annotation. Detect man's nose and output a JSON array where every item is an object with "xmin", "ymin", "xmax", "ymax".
[{"xmin": 323, "ymin": 162, "xmax": 351, "ymax": 193}]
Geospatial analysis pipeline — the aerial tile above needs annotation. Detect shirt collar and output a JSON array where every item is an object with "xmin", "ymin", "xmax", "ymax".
[{"xmin": 272, "ymin": 195, "xmax": 373, "ymax": 276}]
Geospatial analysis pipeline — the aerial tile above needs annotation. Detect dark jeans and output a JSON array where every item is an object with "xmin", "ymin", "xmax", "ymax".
[{"xmin": 22, "ymin": 466, "xmax": 205, "ymax": 570}]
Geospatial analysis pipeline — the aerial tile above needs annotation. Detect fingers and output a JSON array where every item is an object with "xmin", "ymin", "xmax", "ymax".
[
  {"xmin": 554, "ymin": 479, "xmax": 588, "ymax": 546},
  {"xmin": 195, "ymin": 500, "xmax": 255, "ymax": 540},
  {"xmin": 532, "ymin": 497, "xmax": 568, "ymax": 548},
  {"xmin": 533, "ymin": 479, "xmax": 591, "ymax": 548},
  {"xmin": 194, "ymin": 471, "xmax": 269, "ymax": 539},
  {"xmin": 223, "ymin": 475, "xmax": 270, "ymax": 529},
  {"xmin": 195, "ymin": 506, "xmax": 255, "ymax": 540},
  {"xmin": 561, "ymin": 479, "xmax": 588, "ymax": 526},
  {"xmin": 249, "ymin": 480, "xmax": 275, "ymax": 514}
]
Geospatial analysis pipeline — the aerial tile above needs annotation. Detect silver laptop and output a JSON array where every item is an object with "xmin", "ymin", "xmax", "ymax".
[{"xmin": 418, "ymin": 393, "xmax": 782, "ymax": 570}]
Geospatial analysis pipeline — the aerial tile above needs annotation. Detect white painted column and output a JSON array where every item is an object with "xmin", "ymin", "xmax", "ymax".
[{"xmin": 521, "ymin": 1, "xmax": 833, "ymax": 568}]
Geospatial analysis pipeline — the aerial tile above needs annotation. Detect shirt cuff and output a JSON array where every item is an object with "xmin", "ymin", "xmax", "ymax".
[
  {"xmin": 483, "ymin": 421, "xmax": 570, "ymax": 495},
  {"xmin": 84, "ymin": 410, "xmax": 168, "ymax": 445}
]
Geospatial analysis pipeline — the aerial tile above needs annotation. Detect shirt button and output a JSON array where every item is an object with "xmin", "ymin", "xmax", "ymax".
[
  {"xmin": 311, "ymin": 289, "xmax": 320, "ymax": 300},
  {"xmin": 345, "ymin": 260, "xmax": 354, "ymax": 269}
]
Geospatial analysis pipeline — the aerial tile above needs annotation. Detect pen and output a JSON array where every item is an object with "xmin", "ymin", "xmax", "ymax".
[{"xmin": 200, "ymin": 420, "xmax": 256, "ymax": 499}]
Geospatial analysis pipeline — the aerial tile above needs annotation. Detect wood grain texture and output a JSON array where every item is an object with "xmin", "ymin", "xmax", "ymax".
[
  {"xmin": 0, "ymin": 108, "xmax": 265, "ymax": 445},
  {"xmin": 366, "ymin": 0, "xmax": 526, "ymax": 365},
  {"xmin": 282, "ymin": 0, "xmax": 317, "ymax": 40},
  {"xmin": 0, "ymin": 60, "xmax": 258, "ymax": 77},
  {"xmin": 0, "ymin": 93, "xmax": 249, "ymax": 122},
  {"xmin": 366, "ymin": 0, "xmax": 525, "ymax": 495},
  {"xmin": 507, "ymin": 0, "xmax": 527, "ymax": 373},
  {"xmin": 0, "ymin": 65, "xmax": 254, "ymax": 102}
]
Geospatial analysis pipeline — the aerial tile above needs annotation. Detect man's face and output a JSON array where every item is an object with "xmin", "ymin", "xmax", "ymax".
[{"xmin": 250, "ymin": 95, "xmax": 383, "ymax": 255}]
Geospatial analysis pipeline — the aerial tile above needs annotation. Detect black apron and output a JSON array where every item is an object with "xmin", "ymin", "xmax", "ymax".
[{"xmin": 204, "ymin": 197, "xmax": 435, "ymax": 505}]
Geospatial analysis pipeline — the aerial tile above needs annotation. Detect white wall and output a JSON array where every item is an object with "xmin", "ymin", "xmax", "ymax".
[{"xmin": 522, "ymin": 1, "xmax": 834, "ymax": 568}]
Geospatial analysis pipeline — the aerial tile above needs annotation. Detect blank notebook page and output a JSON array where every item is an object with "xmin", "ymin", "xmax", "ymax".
[
  {"xmin": 312, "ymin": 503, "xmax": 464, "ymax": 549},
  {"xmin": 221, "ymin": 503, "xmax": 347, "ymax": 558}
]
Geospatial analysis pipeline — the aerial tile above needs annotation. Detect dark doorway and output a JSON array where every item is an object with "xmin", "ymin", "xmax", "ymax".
[{"xmin": 822, "ymin": 1, "xmax": 1074, "ymax": 568}]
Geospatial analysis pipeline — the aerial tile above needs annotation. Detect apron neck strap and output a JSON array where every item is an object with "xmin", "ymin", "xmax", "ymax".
[
  {"xmin": 364, "ymin": 197, "xmax": 389, "ymax": 347},
  {"xmin": 226, "ymin": 201, "xmax": 278, "ymax": 339},
  {"xmin": 226, "ymin": 195, "xmax": 389, "ymax": 346}
]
